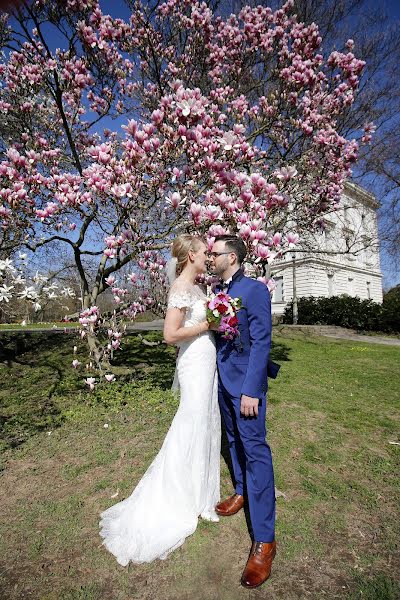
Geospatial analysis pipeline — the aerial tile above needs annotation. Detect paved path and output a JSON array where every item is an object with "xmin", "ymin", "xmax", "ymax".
[
  {"xmin": 275, "ymin": 324, "xmax": 400, "ymax": 346},
  {"xmin": 322, "ymin": 332, "xmax": 400, "ymax": 346}
]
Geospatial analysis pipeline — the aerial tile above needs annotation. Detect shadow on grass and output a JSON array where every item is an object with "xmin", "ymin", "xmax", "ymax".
[
  {"xmin": 114, "ymin": 332, "xmax": 176, "ymax": 389},
  {"xmin": 0, "ymin": 331, "xmax": 79, "ymax": 366},
  {"xmin": 0, "ymin": 332, "xmax": 80, "ymax": 454},
  {"xmin": 270, "ymin": 339, "xmax": 291, "ymax": 363}
]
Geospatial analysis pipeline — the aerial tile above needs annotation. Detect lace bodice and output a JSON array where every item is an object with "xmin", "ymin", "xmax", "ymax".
[{"xmin": 167, "ymin": 281, "xmax": 207, "ymax": 326}]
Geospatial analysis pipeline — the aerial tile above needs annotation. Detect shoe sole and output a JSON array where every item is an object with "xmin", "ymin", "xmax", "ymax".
[
  {"xmin": 215, "ymin": 505, "xmax": 244, "ymax": 517},
  {"xmin": 240, "ymin": 573, "xmax": 271, "ymax": 589}
]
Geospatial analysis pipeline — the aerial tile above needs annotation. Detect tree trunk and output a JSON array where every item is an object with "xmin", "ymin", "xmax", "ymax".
[
  {"xmin": 86, "ymin": 329, "xmax": 109, "ymax": 370},
  {"xmin": 82, "ymin": 291, "xmax": 111, "ymax": 370}
]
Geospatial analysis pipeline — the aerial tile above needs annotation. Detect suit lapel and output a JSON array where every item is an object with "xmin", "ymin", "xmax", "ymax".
[{"xmin": 227, "ymin": 269, "xmax": 244, "ymax": 294}]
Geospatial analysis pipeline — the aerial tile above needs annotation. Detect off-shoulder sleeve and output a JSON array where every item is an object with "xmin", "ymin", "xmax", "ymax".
[
  {"xmin": 167, "ymin": 282, "xmax": 196, "ymax": 310},
  {"xmin": 167, "ymin": 290, "xmax": 193, "ymax": 309}
]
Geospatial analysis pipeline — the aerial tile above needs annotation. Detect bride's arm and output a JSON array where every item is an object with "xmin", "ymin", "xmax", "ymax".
[{"xmin": 163, "ymin": 307, "xmax": 210, "ymax": 345}]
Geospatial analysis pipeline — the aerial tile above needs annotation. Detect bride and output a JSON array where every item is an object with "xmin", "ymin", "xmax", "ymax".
[{"xmin": 99, "ymin": 234, "xmax": 221, "ymax": 565}]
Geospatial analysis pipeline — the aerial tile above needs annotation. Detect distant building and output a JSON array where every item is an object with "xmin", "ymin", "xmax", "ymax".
[{"xmin": 270, "ymin": 182, "xmax": 383, "ymax": 315}]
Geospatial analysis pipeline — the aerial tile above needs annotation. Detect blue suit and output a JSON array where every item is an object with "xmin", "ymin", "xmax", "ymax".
[{"xmin": 216, "ymin": 269, "xmax": 275, "ymax": 542}]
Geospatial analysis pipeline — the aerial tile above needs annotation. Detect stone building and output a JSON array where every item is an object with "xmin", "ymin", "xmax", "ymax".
[{"xmin": 270, "ymin": 182, "xmax": 383, "ymax": 315}]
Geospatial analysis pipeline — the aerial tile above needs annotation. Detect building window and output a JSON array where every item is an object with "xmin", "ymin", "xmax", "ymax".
[
  {"xmin": 273, "ymin": 276, "xmax": 284, "ymax": 303},
  {"xmin": 362, "ymin": 237, "xmax": 373, "ymax": 265},
  {"xmin": 367, "ymin": 281, "xmax": 371, "ymax": 299},
  {"xmin": 328, "ymin": 273, "xmax": 334, "ymax": 297},
  {"xmin": 343, "ymin": 227, "xmax": 355, "ymax": 260},
  {"xmin": 324, "ymin": 223, "xmax": 336, "ymax": 251},
  {"xmin": 348, "ymin": 277, "xmax": 354, "ymax": 296}
]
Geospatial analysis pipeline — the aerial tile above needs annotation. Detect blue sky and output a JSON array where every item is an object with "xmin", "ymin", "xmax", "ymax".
[{"xmin": 99, "ymin": 0, "xmax": 400, "ymax": 19}]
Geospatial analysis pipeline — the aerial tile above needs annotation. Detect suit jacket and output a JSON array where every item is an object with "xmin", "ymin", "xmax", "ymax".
[{"xmin": 215, "ymin": 269, "xmax": 277, "ymax": 398}]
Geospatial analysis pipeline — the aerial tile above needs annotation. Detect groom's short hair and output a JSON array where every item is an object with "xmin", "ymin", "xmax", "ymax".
[{"xmin": 214, "ymin": 235, "xmax": 247, "ymax": 265}]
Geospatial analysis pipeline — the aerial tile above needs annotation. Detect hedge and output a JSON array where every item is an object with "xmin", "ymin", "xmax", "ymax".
[{"xmin": 282, "ymin": 288, "xmax": 400, "ymax": 333}]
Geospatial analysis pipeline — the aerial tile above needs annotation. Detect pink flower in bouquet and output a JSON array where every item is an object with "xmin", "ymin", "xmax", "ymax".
[{"xmin": 206, "ymin": 291, "xmax": 242, "ymax": 340}]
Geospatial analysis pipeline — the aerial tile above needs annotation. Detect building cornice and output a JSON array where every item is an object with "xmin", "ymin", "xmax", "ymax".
[
  {"xmin": 272, "ymin": 256, "xmax": 382, "ymax": 278},
  {"xmin": 344, "ymin": 181, "xmax": 380, "ymax": 210}
]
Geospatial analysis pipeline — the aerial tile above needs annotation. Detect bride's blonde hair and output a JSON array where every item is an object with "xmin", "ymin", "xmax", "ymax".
[{"xmin": 171, "ymin": 234, "xmax": 205, "ymax": 276}]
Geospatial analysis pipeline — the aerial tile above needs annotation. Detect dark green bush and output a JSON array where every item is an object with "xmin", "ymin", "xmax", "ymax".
[
  {"xmin": 381, "ymin": 285, "xmax": 400, "ymax": 332},
  {"xmin": 283, "ymin": 292, "xmax": 399, "ymax": 333}
]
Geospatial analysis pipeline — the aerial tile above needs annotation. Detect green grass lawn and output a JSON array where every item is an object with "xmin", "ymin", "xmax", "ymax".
[
  {"xmin": 0, "ymin": 330, "xmax": 399, "ymax": 600},
  {"xmin": 0, "ymin": 312, "xmax": 159, "ymax": 331},
  {"xmin": 0, "ymin": 322, "xmax": 80, "ymax": 330}
]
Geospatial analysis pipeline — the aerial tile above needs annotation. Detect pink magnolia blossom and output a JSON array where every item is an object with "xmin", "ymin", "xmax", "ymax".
[
  {"xmin": 165, "ymin": 191, "xmax": 185, "ymax": 209},
  {"xmin": 85, "ymin": 377, "xmax": 96, "ymax": 391},
  {"xmin": 257, "ymin": 277, "xmax": 277, "ymax": 294},
  {"xmin": 105, "ymin": 275, "xmax": 116, "ymax": 286},
  {"xmin": 286, "ymin": 232, "xmax": 299, "ymax": 248},
  {"xmin": 274, "ymin": 166, "xmax": 298, "ymax": 181}
]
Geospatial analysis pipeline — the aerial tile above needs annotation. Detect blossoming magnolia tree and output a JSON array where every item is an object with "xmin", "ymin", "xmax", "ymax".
[{"xmin": 0, "ymin": 0, "xmax": 371, "ymax": 377}]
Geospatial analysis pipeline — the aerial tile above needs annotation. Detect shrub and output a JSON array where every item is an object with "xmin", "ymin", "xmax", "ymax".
[
  {"xmin": 283, "ymin": 293, "xmax": 399, "ymax": 333},
  {"xmin": 381, "ymin": 285, "xmax": 400, "ymax": 332}
]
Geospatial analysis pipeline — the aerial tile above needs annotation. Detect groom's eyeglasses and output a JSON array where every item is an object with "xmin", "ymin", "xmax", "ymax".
[{"xmin": 207, "ymin": 252, "xmax": 233, "ymax": 258}]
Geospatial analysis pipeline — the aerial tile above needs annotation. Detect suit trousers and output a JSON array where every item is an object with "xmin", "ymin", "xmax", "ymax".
[{"xmin": 218, "ymin": 379, "xmax": 275, "ymax": 542}]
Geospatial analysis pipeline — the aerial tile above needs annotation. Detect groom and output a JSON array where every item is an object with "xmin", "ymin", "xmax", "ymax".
[{"xmin": 208, "ymin": 235, "xmax": 276, "ymax": 589}]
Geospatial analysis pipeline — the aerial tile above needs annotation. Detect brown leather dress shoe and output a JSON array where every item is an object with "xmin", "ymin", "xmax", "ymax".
[
  {"xmin": 215, "ymin": 493, "xmax": 244, "ymax": 516},
  {"xmin": 240, "ymin": 540, "xmax": 276, "ymax": 588}
]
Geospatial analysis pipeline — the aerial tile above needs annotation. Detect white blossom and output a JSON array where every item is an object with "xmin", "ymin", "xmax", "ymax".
[
  {"xmin": 61, "ymin": 287, "xmax": 75, "ymax": 297},
  {"xmin": 33, "ymin": 271, "xmax": 48, "ymax": 285},
  {"xmin": 43, "ymin": 283, "xmax": 59, "ymax": 293},
  {"xmin": 18, "ymin": 286, "xmax": 39, "ymax": 301},
  {"xmin": 0, "ymin": 258, "xmax": 16, "ymax": 273},
  {"xmin": 13, "ymin": 275, "xmax": 26, "ymax": 285},
  {"xmin": 0, "ymin": 284, "xmax": 14, "ymax": 303}
]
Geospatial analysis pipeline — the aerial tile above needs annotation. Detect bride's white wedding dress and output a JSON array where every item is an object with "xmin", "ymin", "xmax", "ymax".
[{"xmin": 99, "ymin": 281, "xmax": 221, "ymax": 565}]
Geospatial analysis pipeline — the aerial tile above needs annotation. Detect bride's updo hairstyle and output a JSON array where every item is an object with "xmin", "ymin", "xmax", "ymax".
[{"xmin": 171, "ymin": 234, "xmax": 205, "ymax": 276}]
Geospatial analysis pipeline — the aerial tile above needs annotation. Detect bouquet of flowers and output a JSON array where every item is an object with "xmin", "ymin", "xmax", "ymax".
[{"xmin": 206, "ymin": 291, "xmax": 242, "ymax": 340}]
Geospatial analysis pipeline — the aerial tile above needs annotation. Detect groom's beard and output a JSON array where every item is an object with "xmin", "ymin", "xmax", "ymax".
[
  {"xmin": 208, "ymin": 266, "xmax": 220, "ymax": 278},
  {"xmin": 211, "ymin": 266, "xmax": 225, "ymax": 279}
]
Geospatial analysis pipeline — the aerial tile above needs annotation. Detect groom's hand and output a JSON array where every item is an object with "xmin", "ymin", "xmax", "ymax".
[{"xmin": 240, "ymin": 394, "xmax": 259, "ymax": 417}]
